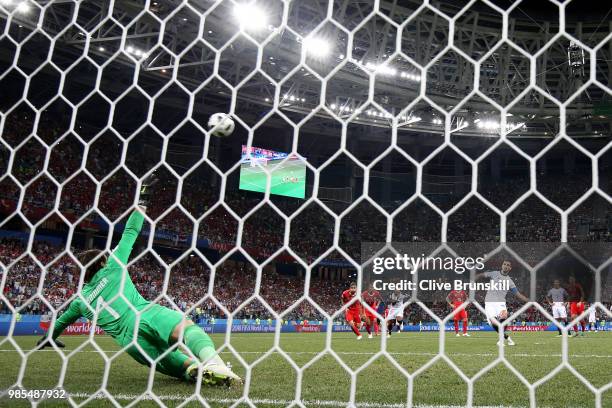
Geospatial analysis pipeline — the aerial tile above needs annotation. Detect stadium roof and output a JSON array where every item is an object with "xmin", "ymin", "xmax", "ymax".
[{"xmin": 0, "ymin": 0, "xmax": 610, "ymax": 142}]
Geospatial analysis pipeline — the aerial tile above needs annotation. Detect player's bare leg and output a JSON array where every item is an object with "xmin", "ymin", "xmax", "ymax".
[
  {"xmin": 348, "ymin": 320, "xmax": 362, "ymax": 339},
  {"xmin": 171, "ymin": 320, "xmax": 241, "ymax": 385},
  {"xmin": 365, "ymin": 316, "xmax": 373, "ymax": 339}
]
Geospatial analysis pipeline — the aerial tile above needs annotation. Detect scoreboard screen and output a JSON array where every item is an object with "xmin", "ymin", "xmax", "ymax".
[{"xmin": 238, "ymin": 145, "xmax": 306, "ymax": 199}]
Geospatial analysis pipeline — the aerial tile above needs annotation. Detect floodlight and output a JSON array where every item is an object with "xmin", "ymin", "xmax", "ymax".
[
  {"xmin": 234, "ymin": 3, "xmax": 268, "ymax": 31},
  {"xmin": 16, "ymin": 2, "xmax": 30, "ymax": 13},
  {"xmin": 303, "ymin": 37, "xmax": 331, "ymax": 58}
]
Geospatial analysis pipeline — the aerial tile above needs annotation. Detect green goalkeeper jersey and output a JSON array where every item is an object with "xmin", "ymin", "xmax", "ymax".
[{"xmin": 52, "ymin": 210, "xmax": 150, "ymax": 340}]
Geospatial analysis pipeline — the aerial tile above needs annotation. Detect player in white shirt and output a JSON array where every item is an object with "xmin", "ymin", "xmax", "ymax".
[
  {"xmin": 475, "ymin": 260, "xmax": 529, "ymax": 346},
  {"xmin": 385, "ymin": 290, "xmax": 406, "ymax": 336},
  {"xmin": 586, "ymin": 304, "xmax": 597, "ymax": 332},
  {"xmin": 545, "ymin": 280, "xmax": 568, "ymax": 336}
]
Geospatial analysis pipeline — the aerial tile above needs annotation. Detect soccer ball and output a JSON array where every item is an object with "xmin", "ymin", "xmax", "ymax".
[{"xmin": 207, "ymin": 113, "xmax": 235, "ymax": 137}]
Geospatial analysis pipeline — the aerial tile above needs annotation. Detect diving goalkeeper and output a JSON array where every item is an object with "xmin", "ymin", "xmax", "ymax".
[{"xmin": 36, "ymin": 175, "xmax": 240, "ymax": 386}]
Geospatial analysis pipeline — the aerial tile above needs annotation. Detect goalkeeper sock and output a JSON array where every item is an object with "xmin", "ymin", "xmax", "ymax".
[{"xmin": 184, "ymin": 324, "xmax": 220, "ymax": 365}]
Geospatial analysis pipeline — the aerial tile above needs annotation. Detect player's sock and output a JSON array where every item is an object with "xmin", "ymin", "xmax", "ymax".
[
  {"xmin": 492, "ymin": 319, "xmax": 509, "ymax": 340},
  {"xmin": 183, "ymin": 324, "xmax": 221, "ymax": 365},
  {"xmin": 454, "ymin": 320, "xmax": 459, "ymax": 334},
  {"xmin": 562, "ymin": 319, "xmax": 568, "ymax": 334},
  {"xmin": 462, "ymin": 321, "xmax": 467, "ymax": 334},
  {"xmin": 365, "ymin": 322, "xmax": 372, "ymax": 335},
  {"xmin": 374, "ymin": 320, "xmax": 379, "ymax": 335},
  {"xmin": 351, "ymin": 324, "xmax": 361, "ymax": 337},
  {"xmin": 580, "ymin": 321, "xmax": 586, "ymax": 332}
]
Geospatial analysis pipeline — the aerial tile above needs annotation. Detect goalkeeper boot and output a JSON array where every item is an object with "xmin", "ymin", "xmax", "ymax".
[
  {"xmin": 185, "ymin": 362, "xmax": 199, "ymax": 382},
  {"xmin": 202, "ymin": 361, "xmax": 242, "ymax": 387},
  {"xmin": 37, "ymin": 336, "xmax": 65, "ymax": 349},
  {"xmin": 186, "ymin": 362, "xmax": 242, "ymax": 387}
]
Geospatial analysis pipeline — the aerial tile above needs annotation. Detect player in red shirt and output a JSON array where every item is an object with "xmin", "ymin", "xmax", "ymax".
[
  {"xmin": 566, "ymin": 276, "xmax": 585, "ymax": 336},
  {"xmin": 342, "ymin": 282, "xmax": 365, "ymax": 339},
  {"xmin": 362, "ymin": 283, "xmax": 381, "ymax": 338},
  {"xmin": 446, "ymin": 289, "xmax": 469, "ymax": 336}
]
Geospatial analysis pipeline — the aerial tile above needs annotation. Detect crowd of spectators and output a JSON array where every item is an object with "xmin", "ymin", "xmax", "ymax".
[
  {"xmin": 2, "ymin": 239, "xmax": 611, "ymax": 326},
  {"xmin": 0, "ymin": 239, "xmax": 347, "ymax": 320},
  {"xmin": 1, "ymin": 112, "xmax": 611, "ymax": 325}
]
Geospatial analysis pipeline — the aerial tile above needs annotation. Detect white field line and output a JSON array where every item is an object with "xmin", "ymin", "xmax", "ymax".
[
  {"xmin": 65, "ymin": 393, "xmax": 529, "ymax": 408},
  {"xmin": 2, "ymin": 349, "xmax": 611, "ymax": 358}
]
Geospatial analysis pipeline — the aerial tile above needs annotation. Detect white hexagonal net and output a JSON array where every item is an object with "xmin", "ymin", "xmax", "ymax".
[{"xmin": 0, "ymin": 0, "xmax": 611, "ymax": 407}]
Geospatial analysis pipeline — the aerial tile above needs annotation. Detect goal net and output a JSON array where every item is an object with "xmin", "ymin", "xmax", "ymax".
[{"xmin": 0, "ymin": 0, "xmax": 611, "ymax": 407}]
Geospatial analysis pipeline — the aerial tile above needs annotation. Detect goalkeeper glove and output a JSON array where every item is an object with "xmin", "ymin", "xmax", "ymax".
[
  {"xmin": 138, "ymin": 172, "xmax": 158, "ymax": 208},
  {"xmin": 37, "ymin": 336, "xmax": 65, "ymax": 349}
]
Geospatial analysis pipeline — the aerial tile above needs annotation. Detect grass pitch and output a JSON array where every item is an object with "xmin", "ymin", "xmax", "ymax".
[{"xmin": 0, "ymin": 331, "xmax": 610, "ymax": 407}]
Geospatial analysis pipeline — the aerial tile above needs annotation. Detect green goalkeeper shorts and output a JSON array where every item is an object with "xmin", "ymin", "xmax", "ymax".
[{"xmin": 121, "ymin": 304, "xmax": 190, "ymax": 377}]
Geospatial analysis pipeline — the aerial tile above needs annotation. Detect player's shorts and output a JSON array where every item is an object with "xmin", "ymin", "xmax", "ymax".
[
  {"xmin": 345, "ymin": 309, "xmax": 361, "ymax": 324},
  {"xmin": 485, "ymin": 302, "xmax": 507, "ymax": 325},
  {"xmin": 453, "ymin": 307, "xmax": 468, "ymax": 320},
  {"xmin": 387, "ymin": 306, "xmax": 404, "ymax": 320},
  {"xmin": 122, "ymin": 304, "xmax": 192, "ymax": 378},
  {"xmin": 552, "ymin": 302, "xmax": 567, "ymax": 319},
  {"xmin": 588, "ymin": 313, "xmax": 596, "ymax": 323},
  {"xmin": 569, "ymin": 302, "xmax": 585, "ymax": 316},
  {"xmin": 364, "ymin": 309, "xmax": 377, "ymax": 320}
]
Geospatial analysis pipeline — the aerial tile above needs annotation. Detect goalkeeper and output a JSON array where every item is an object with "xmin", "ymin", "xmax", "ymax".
[{"xmin": 37, "ymin": 175, "xmax": 240, "ymax": 386}]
